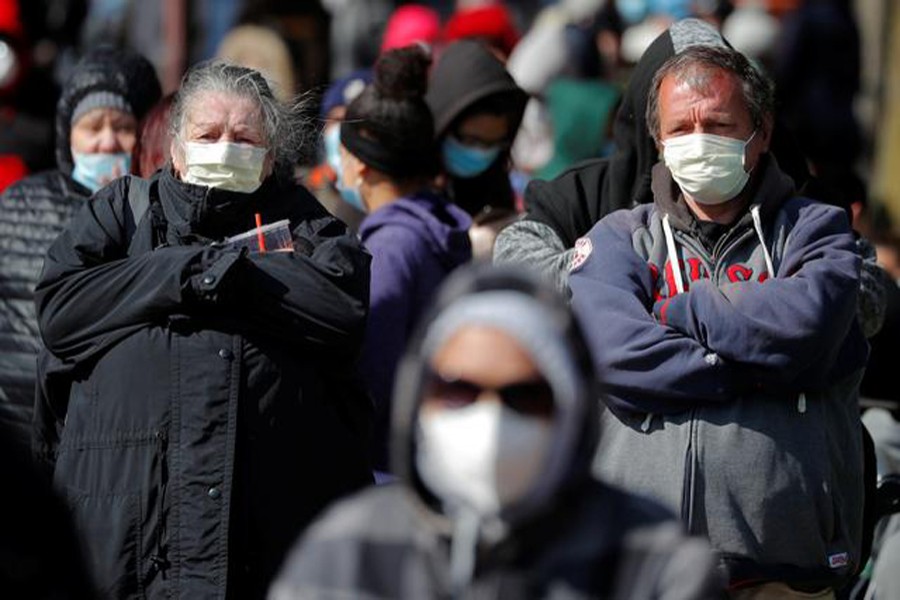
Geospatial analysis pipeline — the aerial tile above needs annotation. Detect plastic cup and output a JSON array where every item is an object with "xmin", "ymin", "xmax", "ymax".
[{"xmin": 224, "ymin": 219, "xmax": 293, "ymax": 253}]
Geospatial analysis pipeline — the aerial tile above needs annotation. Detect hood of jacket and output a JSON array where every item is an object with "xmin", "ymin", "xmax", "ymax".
[
  {"xmin": 426, "ymin": 39, "xmax": 527, "ymax": 140},
  {"xmin": 389, "ymin": 263, "xmax": 601, "ymax": 531},
  {"xmin": 359, "ymin": 190, "xmax": 472, "ymax": 270},
  {"xmin": 55, "ymin": 46, "xmax": 162, "ymax": 175}
]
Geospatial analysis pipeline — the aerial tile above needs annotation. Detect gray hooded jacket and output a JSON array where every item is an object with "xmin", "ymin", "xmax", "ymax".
[{"xmin": 270, "ymin": 265, "xmax": 722, "ymax": 600}]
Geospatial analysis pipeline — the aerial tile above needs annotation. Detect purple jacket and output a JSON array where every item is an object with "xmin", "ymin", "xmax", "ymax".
[{"xmin": 358, "ymin": 191, "xmax": 471, "ymax": 460}]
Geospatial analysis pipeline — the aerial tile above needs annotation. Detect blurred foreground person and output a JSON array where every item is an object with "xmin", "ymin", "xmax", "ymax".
[
  {"xmin": 0, "ymin": 46, "xmax": 160, "ymax": 452},
  {"xmin": 270, "ymin": 264, "xmax": 722, "ymax": 600},
  {"xmin": 0, "ymin": 421, "xmax": 96, "ymax": 599},
  {"xmin": 338, "ymin": 45, "xmax": 471, "ymax": 472},
  {"xmin": 131, "ymin": 93, "xmax": 175, "ymax": 178},
  {"xmin": 34, "ymin": 62, "xmax": 372, "ymax": 599}
]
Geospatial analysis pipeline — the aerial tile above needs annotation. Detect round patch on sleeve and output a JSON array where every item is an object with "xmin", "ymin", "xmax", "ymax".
[{"xmin": 569, "ymin": 237, "xmax": 593, "ymax": 272}]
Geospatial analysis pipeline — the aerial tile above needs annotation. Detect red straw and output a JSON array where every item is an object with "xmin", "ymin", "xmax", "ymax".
[{"xmin": 255, "ymin": 213, "xmax": 267, "ymax": 253}]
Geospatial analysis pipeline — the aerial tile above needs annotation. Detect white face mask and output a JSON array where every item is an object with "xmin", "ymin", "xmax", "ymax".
[
  {"xmin": 416, "ymin": 401, "xmax": 552, "ymax": 517},
  {"xmin": 662, "ymin": 131, "xmax": 756, "ymax": 205},
  {"xmin": 181, "ymin": 141, "xmax": 268, "ymax": 193}
]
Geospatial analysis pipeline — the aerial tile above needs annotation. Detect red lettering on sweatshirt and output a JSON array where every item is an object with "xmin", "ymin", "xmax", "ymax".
[
  {"xmin": 664, "ymin": 259, "xmax": 688, "ymax": 294},
  {"xmin": 648, "ymin": 263, "xmax": 662, "ymax": 301},
  {"xmin": 726, "ymin": 264, "xmax": 754, "ymax": 282}
]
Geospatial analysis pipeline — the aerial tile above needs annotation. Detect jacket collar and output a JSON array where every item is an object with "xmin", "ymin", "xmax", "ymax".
[{"xmin": 157, "ymin": 167, "xmax": 282, "ymax": 241}]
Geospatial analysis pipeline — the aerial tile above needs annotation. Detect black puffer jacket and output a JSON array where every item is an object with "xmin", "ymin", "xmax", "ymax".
[
  {"xmin": 34, "ymin": 169, "xmax": 373, "ymax": 599},
  {"xmin": 0, "ymin": 46, "xmax": 160, "ymax": 451}
]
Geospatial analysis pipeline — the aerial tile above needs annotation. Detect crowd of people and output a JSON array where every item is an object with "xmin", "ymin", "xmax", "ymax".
[{"xmin": 1, "ymin": 0, "xmax": 899, "ymax": 599}]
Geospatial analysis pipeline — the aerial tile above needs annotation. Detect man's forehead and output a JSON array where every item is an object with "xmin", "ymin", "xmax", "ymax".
[{"xmin": 660, "ymin": 68, "xmax": 748, "ymax": 114}]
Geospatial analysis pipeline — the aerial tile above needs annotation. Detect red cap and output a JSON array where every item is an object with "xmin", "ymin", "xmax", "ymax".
[
  {"xmin": 381, "ymin": 4, "xmax": 442, "ymax": 52},
  {"xmin": 444, "ymin": 4, "xmax": 520, "ymax": 58},
  {"xmin": 0, "ymin": 0, "xmax": 22, "ymax": 38}
]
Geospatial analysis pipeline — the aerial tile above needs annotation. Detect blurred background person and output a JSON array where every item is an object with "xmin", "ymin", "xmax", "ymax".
[
  {"xmin": 305, "ymin": 68, "xmax": 372, "ymax": 232},
  {"xmin": 426, "ymin": 38, "xmax": 527, "ymax": 258},
  {"xmin": 0, "ymin": 0, "xmax": 54, "ymax": 191},
  {"xmin": 131, "ymin": 92, "xmax": 175, "ymax": 178},
  {"xmin": 270, "ymin": 264, "xmax": 722, "ymax": 600},
  {"xmin": 380, "ymin": 3, "xmax": 442, "ymax": 53},
  {"xmin": 0, "ymin": 45, "xmax": 160, "ymax": 454},
  {"xmin": 338, "ymin": 44, "xmax": 471, "ymax": 474},
  {"xmin": 442, "ymin": 1, "xmax": 521, "ymax": 60},
  {"xmin": 216, "ymin": 23, "xmax": 297, "ymax": 102}
]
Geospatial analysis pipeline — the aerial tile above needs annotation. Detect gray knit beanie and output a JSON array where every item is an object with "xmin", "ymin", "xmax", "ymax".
[{"xmin": 70, "ymin": 91, "xmax": 132, "ymax": 126}]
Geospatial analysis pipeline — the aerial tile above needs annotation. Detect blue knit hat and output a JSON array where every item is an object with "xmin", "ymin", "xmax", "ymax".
[{"xmin": 320, "ymin": 68, "xmax": 373, "ymax": 120}]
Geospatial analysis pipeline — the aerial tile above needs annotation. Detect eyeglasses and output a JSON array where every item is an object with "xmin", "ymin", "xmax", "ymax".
[{"xmin": 422, "ymin": 369, "xmax": 555, "ymax": 418}]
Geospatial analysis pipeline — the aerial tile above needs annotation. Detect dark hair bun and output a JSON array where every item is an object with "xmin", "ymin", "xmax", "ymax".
[{"xmin": 373, "ymin": 45, "xmax": 431, "ymax": 101}]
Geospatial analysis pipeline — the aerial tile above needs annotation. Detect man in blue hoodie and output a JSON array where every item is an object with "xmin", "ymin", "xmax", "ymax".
[{"xmin": 569, "ymin": 45, "xmax": 867, "ymax": 598}]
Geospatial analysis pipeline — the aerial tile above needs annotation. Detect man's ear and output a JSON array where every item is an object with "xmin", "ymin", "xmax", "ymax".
[{"xmin": 760, "ymin": 115, "xmax": 774, "ymax": 152}]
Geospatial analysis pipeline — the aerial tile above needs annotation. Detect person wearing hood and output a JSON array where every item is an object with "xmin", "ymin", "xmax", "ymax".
[
  {"xmin": 269, "ymin": 263, "xmax": 722, "ymax": 600},
  {"xmin": 426, "ymin": 39, "xmax": 527, "ymax": 236},
  {"xmin": 493, "ymin": 17, "xmax": 810, "ymax": 293},
  {"xmin": 33, "ymin": 61, "xmax": 372, "ymax": 598},
  {"xmin": 0, "ymin": 45, "xmax": 161, "ymax": 453},
  {"xmin": 568, "ymin": 44, "xmax": 867, "ymax": 597},
  {"xmin": 338, "ymin": 45, "xmax": 471, "ymax": 473}
]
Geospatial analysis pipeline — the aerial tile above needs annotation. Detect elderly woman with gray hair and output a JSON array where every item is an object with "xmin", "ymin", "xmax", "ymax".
[{"xmin": 33, "ymin": 62, "xmax": 373, "ymax": 599}]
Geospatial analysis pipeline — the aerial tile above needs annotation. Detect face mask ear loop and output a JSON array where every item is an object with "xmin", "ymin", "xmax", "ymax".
[
  {"xmin": 750, "ymin": 204, "xmax": 775, "ymax": 279},
  {"xmin": 662, "ymin": 214, "xmax": 686, "ymax": 295},
  {"xmin": 742, "ymin": 130, "xmax": 757, "ymax": 170}
]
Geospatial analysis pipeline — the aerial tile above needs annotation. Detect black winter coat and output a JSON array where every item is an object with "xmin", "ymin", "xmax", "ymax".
[
  {"xmin": 0, "ymin": 171, "xmax": 88, "ymax": 450},
  {"xmin": 34, "ymin": 169, "xmax": 373, "ymax": 599}
]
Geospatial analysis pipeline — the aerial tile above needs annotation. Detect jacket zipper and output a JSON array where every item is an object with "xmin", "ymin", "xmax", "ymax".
[{"xmin": 149, "ymin": 428, "xmax": 170, "ymax": 579}]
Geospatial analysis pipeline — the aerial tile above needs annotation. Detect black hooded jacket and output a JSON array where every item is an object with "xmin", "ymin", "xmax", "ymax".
[
  {"xmin": 270, "ymin": 265, "xmax": 722, "ymax": 600},
  {"xmin": 426, "ymin": 40, "xmax": 528, "ymax": 217},
  {"xmin": 34, "ymin": 168, "xmax": 373, "ymax": 599},
  {"xmin": 0, "ymin": 46, "xmax": 161, "ymax": 451}
]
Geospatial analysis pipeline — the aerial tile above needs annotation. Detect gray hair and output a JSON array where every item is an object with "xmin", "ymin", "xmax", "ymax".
[
  {"xmin": 646, "ymin": 45, "xmax": 775, "ymax": 144},
  {"xmin": 170, "ymin": 61, "xmax": 314, "ymax": 171}
]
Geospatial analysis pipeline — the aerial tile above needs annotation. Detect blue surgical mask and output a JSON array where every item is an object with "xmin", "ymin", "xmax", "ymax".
[
  {"xmin": 617, "ymin": 0, "xmax": 649, "ymax": 25},
  {"xmin": 324, "ymin": 124, "xmax": 342, "ymax": 176},
  {"xmin": 442, "ymin": 136, "xmax": 502, "ymax": 178},
  {"xmin": 71, "ymin": 151, "xmax": 132, "ymax": 192},
  {"xmin": 337, "ymin": 175, "xmax": 366, "ymax": 213}
]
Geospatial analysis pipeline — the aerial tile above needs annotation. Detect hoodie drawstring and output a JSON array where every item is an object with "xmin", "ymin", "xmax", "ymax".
[
  {"xmin": 662, "ymin": 214, "xmax": 686, "ymax": 295},
  {"xmin": 449, "ymin": 510, "xmax": 480, "ymax": 600},
  {"xmin": 750, "ymin": 205, "xmax": 775, "ymax": 280}
]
